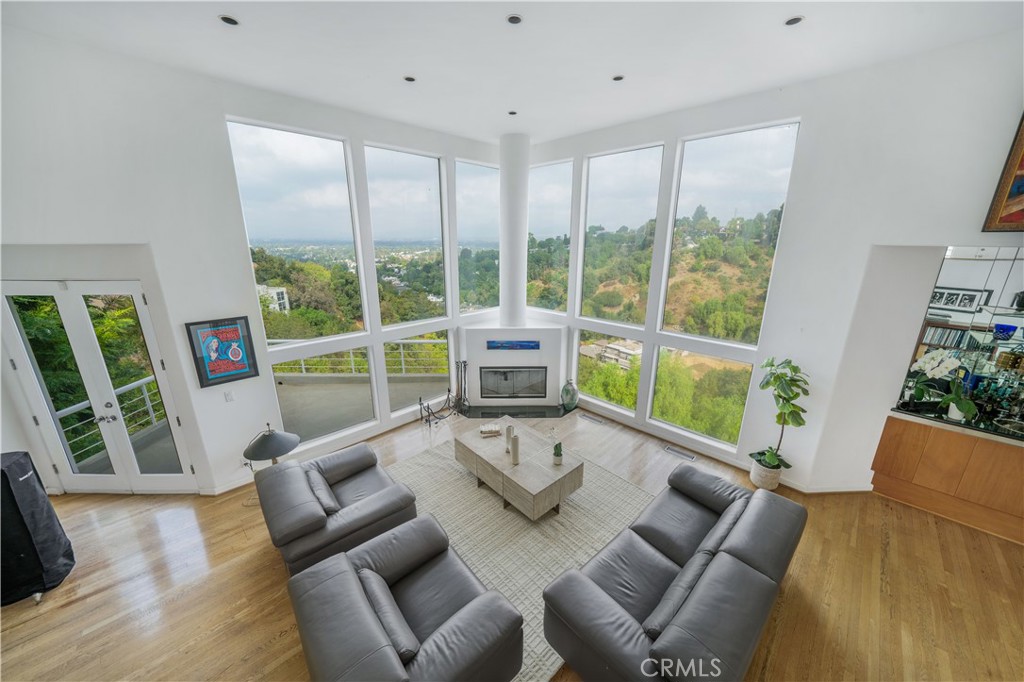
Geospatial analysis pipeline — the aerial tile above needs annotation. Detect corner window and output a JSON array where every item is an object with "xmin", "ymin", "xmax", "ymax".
[
  {"xmin": 455, "ymin": 162, "xmax": 499, "ymax": 312},
  {"xmin": 527, "ymin": 161, "xmax": 573, "ymax": 311}
]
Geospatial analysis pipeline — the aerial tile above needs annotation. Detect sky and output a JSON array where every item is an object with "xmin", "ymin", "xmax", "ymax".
[{"xmin": 226, "ymin": 121, "xmax": 799, "ymax": 244}]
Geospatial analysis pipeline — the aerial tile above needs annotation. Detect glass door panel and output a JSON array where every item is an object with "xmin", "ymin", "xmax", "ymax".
[
  {"xmin": 6, "ymin": 295, "xmax": 116, "ymax": 476},
  {"xmin": 83, "ymin": 295, "xmax": 183, "ymax": 475}
]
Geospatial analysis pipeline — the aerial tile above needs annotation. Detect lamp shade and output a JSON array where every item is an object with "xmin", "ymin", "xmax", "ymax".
[{"xmin": 243, "ymin": 425, "xmax": 300, "ymax": 462}]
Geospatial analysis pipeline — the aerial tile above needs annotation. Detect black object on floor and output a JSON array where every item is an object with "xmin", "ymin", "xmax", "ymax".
[{"xmin": 1, "ymin": 451, "xmax": 75, "ymax": 606}]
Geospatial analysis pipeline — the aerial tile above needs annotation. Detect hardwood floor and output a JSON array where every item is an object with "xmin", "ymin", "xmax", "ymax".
[{"xmin": 2, "ymin": 410, "xmax": 1021, "ymax": 681}]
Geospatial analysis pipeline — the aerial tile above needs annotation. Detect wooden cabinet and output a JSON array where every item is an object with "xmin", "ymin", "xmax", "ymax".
[{"xmin": 871, "ymin": 415, "xmax": 1023, "ymax": 543}]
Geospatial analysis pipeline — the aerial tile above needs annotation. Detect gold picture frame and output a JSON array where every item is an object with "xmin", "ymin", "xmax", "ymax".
[{"xmin": 983, "ymin": 114, "xmax": 1024, "ymax": 232}]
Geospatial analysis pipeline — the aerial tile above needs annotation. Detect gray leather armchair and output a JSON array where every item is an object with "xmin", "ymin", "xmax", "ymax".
[
  {"xmin": 543, "ymin": 464, "xmax": 806, "ymax": 681},
  {"xmin": 288, "ymin": 514, "xmax": 524, "ymax": 682},
  {"xmin": 255, "ymin": 442, "xmax": 417, "ymax": 574}
]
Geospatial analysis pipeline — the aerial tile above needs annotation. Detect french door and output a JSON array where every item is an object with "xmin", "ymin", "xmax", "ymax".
[{"xmin": 2, "ymin": 281, "xmax": 196, "ymax": 493}]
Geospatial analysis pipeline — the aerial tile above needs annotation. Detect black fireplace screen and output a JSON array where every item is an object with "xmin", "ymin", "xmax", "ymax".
[{"xmin": 479, "ymin": 367, "xmax": 546, "ymax": 399}]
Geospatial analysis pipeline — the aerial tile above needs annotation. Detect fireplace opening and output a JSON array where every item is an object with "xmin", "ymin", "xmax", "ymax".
[{"xmin": 479, "ymin": 367, "xmax": 546, "ymax": 399}]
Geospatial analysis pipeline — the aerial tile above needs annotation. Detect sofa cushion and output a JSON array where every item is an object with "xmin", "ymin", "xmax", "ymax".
[
  {"xmin": 581, "ymin": 528, "xmax": 680, "ymax": 623},
  {"xmin": 630, "ymin": 487, "xmax": 720, "ymax": 566},
  {"xmin": 358, "ymin": 568, "xmax": 420, "ymax": 664},
  {"xmin": 667, "ymin": 465, "xmax": 752, "ymax": 514},
  {"xmin": 641, "ymin": 551, "xmax": 713, "ymax": 639},
  {"xmin": 695, "ymin": 497, "xmax": 749, "ymax": 555},
  {"xmin": 309, "ymin": 442, "xmax": 379, "ymax": 484},
  {"xmin": 391, "ymin": 548, "xmax": 488, "ymax": 642},
  {"xmin": 718, "ymin": 490, "xmax": 808, "ymax": 583},
  {"xmin": 306, "ymin": 469, "xmax": 341, "ymax": 514},
  {"xmin": 332, "ymin": 465, "xmax": 396, "ymax": 507},
  {"xmin": 651, "ymin": 552, "xmax": 779, "ymax": 681}
]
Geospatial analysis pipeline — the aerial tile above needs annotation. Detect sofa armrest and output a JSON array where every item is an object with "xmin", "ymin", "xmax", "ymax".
[
  {"xmin": 310, "ymin": 442, "xmax": 379, "ymax": 485},
  {"xmin": 288, "ymin": 554, "xmax": 409, "ymax": 682},
  {"xmin": 667, "ymin": 464, "xmax": 751, "ymax": 513},
  {"xmin": 255, "ymin": 461, "xmax": 327, "ymax": 546},
  {"xmin": 543, "ymin": 569, "xmax": 652, "ymax": 680},
  {"xmin": 282, "ymin": 484, "xmax": 419, "ymax": 568},
  {"xmin": 346, "ymin": 513, "xmax": 449, "ymax": 584},
  {"xmin": 651, "ymin": 552, "xmax": 778, "ymax": 681},
  {"xmin": 405, "ymin": 590, "xmax": 523, "ymax": 682},
  {"xmin": 718, "ymin": 489, "xmax": 807, "ymax": 583}
]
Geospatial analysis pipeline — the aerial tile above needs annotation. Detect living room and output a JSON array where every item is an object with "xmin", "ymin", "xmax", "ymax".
[{"xmin": 1, "ymin": 2, "xmax": 1022, "ymax": 681}]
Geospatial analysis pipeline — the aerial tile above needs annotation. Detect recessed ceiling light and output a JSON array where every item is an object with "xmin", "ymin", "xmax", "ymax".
[
  {"xmin": 219, "ymin": 15, "xmax": 239, "ymax": 26},
  {"xmin": 506, "ymin": 14, "xmax": 522, "ymax": 25},
  {"xmin": 404, "ymin": 76, "xmax": 416, "ymax": 82},
  {"xmin": 785, "ymin": 16, "xmax": 804, "ymax": 26},
  {"xmin": 612, "ymin": 75, "xmax": 624, "ymax": 82},
  {"xmin": 508, "ymin": 111, "xmax": 518, "ymax": 116}
]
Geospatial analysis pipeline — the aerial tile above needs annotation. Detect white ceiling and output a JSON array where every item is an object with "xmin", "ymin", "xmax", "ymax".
[{"xmin": 3, "ymin": 2, "xmax": 1021, "ymax": 143}]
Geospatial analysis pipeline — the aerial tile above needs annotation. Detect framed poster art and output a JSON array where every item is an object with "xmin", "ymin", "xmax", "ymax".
[
  {"xmin": 983, "ymin": 114, "xmax": 1024, "ymax": 232},
  {"xmin": 185, "ymin": 316, "xmax": 259, "ymax": 388},
  {"xmin": 928, "ymin": 287, "xmax": 992, "ymax": 313}
]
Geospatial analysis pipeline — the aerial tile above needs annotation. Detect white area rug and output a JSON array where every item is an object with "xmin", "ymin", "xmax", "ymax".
[{"xmin": 388, "ymin": 443, "xmax": 654, "ymax": 682}]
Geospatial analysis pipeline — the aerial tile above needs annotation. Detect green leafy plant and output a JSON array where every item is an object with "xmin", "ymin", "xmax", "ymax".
[
  {"xmin": 939, "ymin": 379, "xmax": 978, "ymax": 420},
  {"xmin": 749, "ymin": 357, "xmax": 809, "ymax": 470},
  {"xmin": 553, "ymin": 442, "xmax": 563, "ymax": 458}
]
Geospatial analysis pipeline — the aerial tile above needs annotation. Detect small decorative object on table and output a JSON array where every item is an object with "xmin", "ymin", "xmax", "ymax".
[
  {"xmin": 553, "ymin": 442, "xmax": 563, "ymax": 466},
  {"xmin": 479, "ymin": 423, "xmax": 502, "ymax": 438},
  {"xmin": 560, "ymin": 379, "xmax": 579, "ymax": 412},
  {"xmin": 511, "ymin": 435, "xmax": 520, "ymax": 465},
  {"xmin": 505, "ymin": 425, "xmax": 514, "ymax": 453}
]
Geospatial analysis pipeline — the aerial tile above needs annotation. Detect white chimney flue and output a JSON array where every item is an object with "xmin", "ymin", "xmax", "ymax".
[{"xmin": 499, "ymin": 133, "xmax": 530, "ymax": 327}]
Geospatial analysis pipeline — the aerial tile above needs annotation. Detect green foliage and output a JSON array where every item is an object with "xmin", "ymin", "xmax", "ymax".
[
  {"xmin": 650, "ymin": 350, "xmax": 749, "ymax": 444},
  {"xmin": 752, "ymin": 357, "xmax": 810, "ymax": 469},
  {"xmin": 938, "ymin": 380, "xmax": 978, "ymax": 420},
  {"xmin": 697, "ymin": 236, "xmax": 724, "ymax": 261},
  {"xmin": 526, "ymin": 234, "xmax": 570, "ymax": 311},
  {"xmin": 459, "ymin": 247, "xmax": 500, "ymax": 309},
  {"xmin": 592, "ymin": 290, "xmax": 624, "ymax": 308}
]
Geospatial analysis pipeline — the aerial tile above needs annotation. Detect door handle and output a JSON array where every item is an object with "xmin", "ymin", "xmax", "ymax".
[
  {"xmin": 93, "ymin": 416, "xmax": 107, "ymax": 424},
  {"xmin": 93, "ymin": 415, "xmax": 119, "ymax": 424},
  {"xmin": 107, "ymin": 414, "xmax": 119, "ymax": 422}
]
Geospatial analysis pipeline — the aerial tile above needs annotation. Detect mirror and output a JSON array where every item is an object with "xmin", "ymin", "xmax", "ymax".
[{"xmin": 898, "ymin": 246, "xmax": 1023, "ymax": 439}]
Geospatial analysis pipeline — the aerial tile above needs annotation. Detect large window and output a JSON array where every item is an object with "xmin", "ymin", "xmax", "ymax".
[
  {"xmin": 455, "ymin": 162, "xmax": 499, "ymax": 312},
  {"xmin": 365, "ymin": 147, "xmax": 446, "ymax": 325},
  {"xmin": 577, "ymin": 331, "xmax": 643, "ymax": 412},
  {"xmin": 226, "ymin": 123, "xmax": 364, "ymax": 341},
  {"xmin": 580, "ymin": 146, "xmax": 663, "ymax": 325},
  {"xmin": 527, "ymin": 161, "xmax": 573, "ymax": 311},
  {"xmin": 272, "ymin": 349, "xmax": 374, "ymax": 441},
  {"xmin": 385, "ymin": 331, "xmax": 449, "ymax": 412},
  {"xmin": 663, "ymin": 124, "xmax": 799, "ymax": 344},
  {"xmin": 650, "ymin": 349, "xmax": 752, "ymax": 444}
]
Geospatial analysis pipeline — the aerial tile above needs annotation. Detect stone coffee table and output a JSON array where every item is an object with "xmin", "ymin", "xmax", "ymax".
[{"xmin": 452, "ymin": 415, "xmax": 584, "ymax": 521}]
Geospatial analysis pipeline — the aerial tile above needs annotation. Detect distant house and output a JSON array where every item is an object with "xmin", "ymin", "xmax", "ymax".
[
  {"xmin": 257, "ymin": 284, "xmax": 290, "ymax": 312},
  {"xmin": 601, "ymin": 341, "xmax": 642, "ymax": 369}
]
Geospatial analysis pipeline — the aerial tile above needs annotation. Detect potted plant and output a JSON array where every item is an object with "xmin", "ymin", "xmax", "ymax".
[
  {"xmin": 940, "ymin": 379, "xmax": 978, "ymax": 422},
  {"xmin": 749, "ymin": 357, "xmax": 809, "ymax": 490},
  {"xmin": 553, "ymin": 442, "xmax": 563, "ymax": 466}
]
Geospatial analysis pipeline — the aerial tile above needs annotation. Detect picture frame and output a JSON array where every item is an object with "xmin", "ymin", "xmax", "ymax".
[
  {"xmin": 928, "ymin": 287, "xmax": 992, "ymax": 313},
  {"xmin": 983, "ymin": 113, "xmax": 1024, "ymax": 232},
  {"xmin": 185, "ymin": 316, "xmax": 259, "ymax": 388}
]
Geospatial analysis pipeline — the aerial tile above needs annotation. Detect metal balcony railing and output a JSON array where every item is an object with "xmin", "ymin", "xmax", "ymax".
[{"xmin": 268, "ymin": 339, "xmax": 448, "ymax": 376}]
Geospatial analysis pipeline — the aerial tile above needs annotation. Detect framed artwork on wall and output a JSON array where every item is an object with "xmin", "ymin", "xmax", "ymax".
[
  {"xmin": 185, "ymin": 316, "xmax": 259, "ymax": 388},
  {"xmin": 983, "ymin": 114, "xmax": 1024, "ymax": 232},
  {"xmin": 928, "ymin": 287, "xmax": 992, "ymax": 313}
]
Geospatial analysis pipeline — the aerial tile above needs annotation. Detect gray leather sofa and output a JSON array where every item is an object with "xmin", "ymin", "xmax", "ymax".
[
  {"xmin": 288, "ymin": 514, "xmax": 524, "ymax": 682},
  {"xmin": 255, "ymin": 442, "xmax": 417, "ymax": 574},
  {"xmin": 543, "ymin": 464, "xmax": 806, "ymax": 681}
]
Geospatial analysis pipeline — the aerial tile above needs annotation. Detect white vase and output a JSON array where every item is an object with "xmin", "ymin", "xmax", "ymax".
[
  {"xmin": 749, "ymin": 460, "xmax": 782, "ymax": 490},
  {"xmin": 948, "ymin": 403, "xmax": 965, "ymax": 421}
]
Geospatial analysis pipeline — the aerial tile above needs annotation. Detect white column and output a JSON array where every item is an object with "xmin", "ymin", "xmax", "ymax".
[{"xmin": 499, "ymin": 133, "xmax": 530, "ymax": 327}]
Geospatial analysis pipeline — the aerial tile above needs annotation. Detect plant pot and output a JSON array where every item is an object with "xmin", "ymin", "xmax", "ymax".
[
  {"xmin": 749, "ymin": 459, "xmax": 781, "ymax": 490},
  {"xmin": 948, "ymin": 403, "xmax": 965, "ymax": 421}
]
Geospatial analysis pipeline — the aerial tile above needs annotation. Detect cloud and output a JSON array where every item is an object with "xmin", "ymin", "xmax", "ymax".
[{"xmin": 528, "ymin": 161, "xmax": 573, "ymax": 238}]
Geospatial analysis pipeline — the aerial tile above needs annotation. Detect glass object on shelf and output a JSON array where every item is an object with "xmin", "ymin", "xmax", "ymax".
[{"xmin": 898, "ymin": 246, "xmax": 1023, "ymax": 441}]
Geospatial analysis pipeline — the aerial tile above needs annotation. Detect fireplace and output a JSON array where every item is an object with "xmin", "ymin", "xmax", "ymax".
[{"xmin": 479, "ymin": 367, "xmax": 547, "ymax": 399}]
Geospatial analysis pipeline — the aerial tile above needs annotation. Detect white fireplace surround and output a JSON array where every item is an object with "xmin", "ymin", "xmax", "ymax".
[{"xmin": 460, "ymin": 325, "xmax": 566, "ymax": 407}]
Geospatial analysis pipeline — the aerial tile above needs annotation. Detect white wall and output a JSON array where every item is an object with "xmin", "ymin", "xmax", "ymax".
[
  {"xmin": 1, "ymin": 26, "xmax": 495, "ymax": 493},
  {"xmin": 531, "ymin": 29, "xmax": 1024, "ymax": 490}
]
